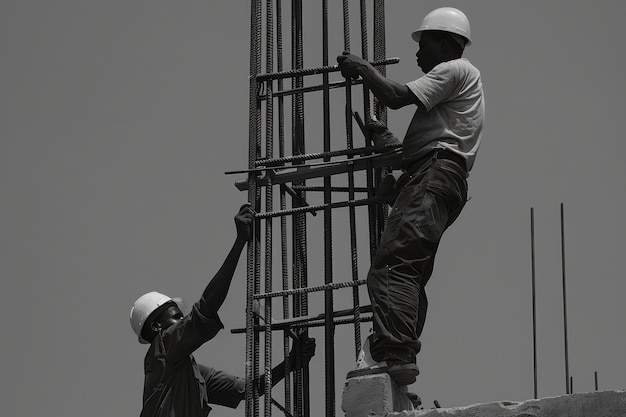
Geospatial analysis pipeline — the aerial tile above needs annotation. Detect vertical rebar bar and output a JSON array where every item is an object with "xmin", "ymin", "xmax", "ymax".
[
  {"xmin": 264, "ymin": 1, "xmax": 274, "ymax": 416},
  {"xmin": 322, "ymin": 3, "xmax": 335, "ymax": 416},
  {"xmin": 290, "ymin": 3, "xmax": 309, "ymax": 415},
  {"xmin": 561, "ymin": 202, "xmax": 570, "ymax": 395},
  {"xmin": 275, "ymin": 1, "xmax": 292, "ymax": 414},
  {"xmin": 531, "ymin": 207, "xmax": 538, "ymax": 399},
  {"xmin": 372, "ymin": 0, "xmax": 388, "ymax": 252},
  {"xmin": 246, "ymin": 2, "xmax": 263, "ymax": 416}
]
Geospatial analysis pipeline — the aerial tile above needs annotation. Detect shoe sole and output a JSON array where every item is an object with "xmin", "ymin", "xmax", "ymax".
[{"xmin": 346, "ymin": 363, "xmax": 419, "ymax": 386}]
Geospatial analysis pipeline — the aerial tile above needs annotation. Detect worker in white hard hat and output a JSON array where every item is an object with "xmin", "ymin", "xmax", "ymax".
[
  {"xmin": 337, "ymin": 7, "xmax": 484, "ymax": 386},
  {"xmin": 130, "ymin": 204, "xmax": 316, "ymax": 417}
]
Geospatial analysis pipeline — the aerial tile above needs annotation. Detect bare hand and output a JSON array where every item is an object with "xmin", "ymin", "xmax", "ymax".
[
  {"xmin": 235, "ymin": 203, "xmax": 255, "ymax": 241},
  {"xmin": 337, "ymin": 51, "xmax": 367, "ymax": 79},
  {"xmin": 288, "ymin": 336, "xmax": 316, "ymax": 366}
]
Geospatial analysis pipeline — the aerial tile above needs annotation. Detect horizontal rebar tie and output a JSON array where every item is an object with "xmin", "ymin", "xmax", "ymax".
[
  {"xmin": 253, "ymin": 279, "xmax": 366, "ymax": 299},
  {"xmin": 258, "ymin": 79, "xmax": 364, "ymax": 100},
  {"xmin": 255, "ymin": 57, "xmax": 399, "ymax": 82},
  {"xmin": 255, "ymin": 198, "xmax": 374, "ymax": 219}
]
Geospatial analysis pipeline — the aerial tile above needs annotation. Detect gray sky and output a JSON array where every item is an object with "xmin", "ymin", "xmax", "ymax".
[{"xmin": 2, "ymin": 1, "xmax": 625, "ymax": 416}]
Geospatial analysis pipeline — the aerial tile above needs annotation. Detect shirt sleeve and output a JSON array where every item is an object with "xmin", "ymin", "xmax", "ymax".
[
  {"xmin": 406, "ymin": 61, "xmax": 457, "ymax": 111},
  {"xmin": 161, "ymin": 303, "xmax": 225, "ymax": 361},
  {"xmin": 198, "ymin": 364, "xmax": 246, "ymax": 409}
]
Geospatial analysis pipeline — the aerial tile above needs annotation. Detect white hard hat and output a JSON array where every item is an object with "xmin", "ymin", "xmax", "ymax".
[
  {"xmin": 411, "ymin": 7, "xmax": 472, "ymax": 47},
  {"xmin": 130, "ymin": 291, "xmax": 184, "ymax": 344}
]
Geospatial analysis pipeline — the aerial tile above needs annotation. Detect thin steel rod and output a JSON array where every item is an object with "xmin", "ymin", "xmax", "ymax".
[
  {"xmin": 595, "ymin": 371, "xmax": 598, "ymax": 391},
  {"xmin": 258, "ymin": 78, "xmax": 364, "ymax": 100},
  {"xmin": 255, "ymin": 57, "xmax": 399, "ymax": 81},
  {"xmin": 322, "ymin": 2, "xmax": 335, "ymax": 416},
  {"xmin": 255, "ymin": 145, "xmax": 377, "ymax": 167},
  {"xmin": 246, "ymin": 0, "xmax": 262, "ymax": 415},
  {"xmin": 373, "ymin": 0, "xmax": 389, "ymax": 252},
  {"xmin": 292, "ymin": 185, "xmax": 370, "ymax": 193},
  {"xmin": 256, "ymin": 198, "xmax": 375, "ymax": 219},
  {"xmin": 290, "ymin": 3, "xmax": 309, "ymax": 415},
  {"xmin": 275, "ymin": 1, "xmax": 293, "ymax": 413},
  {"xmin": 561, "ymin": 202, "xmax": 570, "ymax": 395},
  {"xmin": 232, "ymin": 316, "xmax": 373, "ymax": 335},
  {"xmin": 264, "ymin": 1, "xmax": 274, "ymax": 415},
  {"xmin": 254, "ymin": 279, "xmax": 367, "ymax": 300},
  {"xmin": 531, "ymin": 207, "xmax": 538, "ymax": 399},
  {"xmin": 233, "ymin": 316, "xmax": 374, "ymax": 334}
]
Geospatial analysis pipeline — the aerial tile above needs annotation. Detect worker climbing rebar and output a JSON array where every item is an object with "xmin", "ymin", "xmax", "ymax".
[
  {"xmin": 129, "ymin": 204, "xmax": 316, "ymax": 417},
  {"xmin": 337, "ymin": 7, "xmax": 485, "ymax": 386}
]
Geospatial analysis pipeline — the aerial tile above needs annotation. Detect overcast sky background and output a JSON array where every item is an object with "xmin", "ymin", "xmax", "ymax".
[{"xmin": 2, "ymin": 1, "xmax": 626, "ymax": 416}]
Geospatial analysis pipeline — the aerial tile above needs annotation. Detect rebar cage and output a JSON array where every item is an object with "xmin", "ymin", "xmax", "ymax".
[{"xmin": 231, "ymin": 2, "xmax": 400, "ymax": 416}]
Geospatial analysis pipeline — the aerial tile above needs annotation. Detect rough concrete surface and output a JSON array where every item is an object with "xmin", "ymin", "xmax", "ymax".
[{"xmin": 391, "ymin": 390, "xmax": 626, "ymax": 417}]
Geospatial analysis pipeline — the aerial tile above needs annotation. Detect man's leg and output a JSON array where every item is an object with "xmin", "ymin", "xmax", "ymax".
[{"xmin": 368, "ymin": 160, "xmax": 467, "ymax": 370}]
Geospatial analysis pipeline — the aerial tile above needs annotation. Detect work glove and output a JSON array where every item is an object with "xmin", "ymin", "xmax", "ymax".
[{"xmin": 364, "ymin": 120, "xmax": 401, "ymax": 153}]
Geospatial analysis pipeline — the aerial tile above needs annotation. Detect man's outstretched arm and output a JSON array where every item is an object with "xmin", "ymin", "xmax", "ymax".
[
  {"xmin": 337, "ymin": 52, "xmax": 425, "ymax": 111},
  {"xmin": 201, "ymin": 203, "xmax": 254, "ymax": 313}
]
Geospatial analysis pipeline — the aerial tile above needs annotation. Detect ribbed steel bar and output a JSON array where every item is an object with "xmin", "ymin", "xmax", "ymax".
[
  {"xmin": 256, "ymin": 57, "xmax": 399, "ymax": 81},
  {"xmin": 246, "ymin": 1, "xmax": 263, "ymax": 417},
  {"xmin": 372, "ymin": 0, "xmax": 389, "ymax": 257},
  {"xmin": 256, "ymin": 197, "xmax": 375, "ymax": 219},
  {"xmin": 233, "ymin": 315, "xmax": 374, "ymax": 334},
  {"xmin": 275, "ymin": 1, "xmax": 292, "ymax": 414},
  {"xmin": 232, "ymin": 315, "xmax": 373, "ymax": 335},
  {"xmin": 323, "ymin": 2, "xmax": 336, "ymax": 417},
  {"xmin": 255, "ymin": 279, "xmax": 367, "ymax": 300},
  {"xmin": 258, "ymin": 79, "xmax": 364, "ymax": 100},
  {"xmin": 290, "ymin": 2, "xmax": 309, "ymax": 415},
  {"xmin": 264, "ymin": 1, "xmax": 274, "ymax": 415},
  {"xmin": 292, "ymin": 185, "xmax": 369, "ymax": 193},
  {"xmin": 255, "ymin": 145, "xmax": 375, "ymax": 167}
]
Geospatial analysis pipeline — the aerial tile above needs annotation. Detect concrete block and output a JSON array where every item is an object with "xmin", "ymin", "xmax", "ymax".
[
  {"xmin": 389, "ymin": 390, "xmax": 626, "ymax": 417},
  {"xmin": 342, "ymin": 373, "xmax": 415, "ymax": 417}
]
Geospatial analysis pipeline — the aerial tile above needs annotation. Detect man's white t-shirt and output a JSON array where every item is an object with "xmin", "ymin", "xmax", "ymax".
[{"xmin": 404, "ymin": 58, "xmax": 484, "ymax": 171}]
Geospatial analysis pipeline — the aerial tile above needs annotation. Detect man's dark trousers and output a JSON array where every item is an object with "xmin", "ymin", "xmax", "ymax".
[{"xmin": 367, "ymin": 155, "xmax": 468, "ymax": 365}]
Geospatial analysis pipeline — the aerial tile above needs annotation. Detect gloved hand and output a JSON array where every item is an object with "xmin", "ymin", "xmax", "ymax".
[{"xmin": 364, "ymin": 120, "xmax": 401, "ymax": 153}]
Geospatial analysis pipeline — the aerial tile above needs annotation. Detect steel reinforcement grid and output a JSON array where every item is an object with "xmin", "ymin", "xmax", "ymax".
[{"xmin": 232, "ymin": 2, "xmax": 398, "ymax": 417}]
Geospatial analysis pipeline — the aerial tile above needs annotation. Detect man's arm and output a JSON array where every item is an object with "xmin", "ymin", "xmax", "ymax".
[
  {"xmin": 201, "ymin": 204, "xmax": 254, "ymax": 313},
  {"xmin": 337, "ymin": 52, "xmax": 426, "ymax": 111},
  {"xmin": 257, "ymin": 336, "xmax": 316, "ymax": 394}
]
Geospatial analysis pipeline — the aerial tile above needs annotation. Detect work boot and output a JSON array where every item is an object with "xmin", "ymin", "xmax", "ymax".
[
  {"xmin": 406, "ymin": 391, "xmax": 422, "ymax": 409},
  {"xmin": 348, "ymin": 336, "xmax": 419, "ymax": 385},
  {"xmin": 347, "ymin": 360, "xmax": 419, "ymax": 386}
]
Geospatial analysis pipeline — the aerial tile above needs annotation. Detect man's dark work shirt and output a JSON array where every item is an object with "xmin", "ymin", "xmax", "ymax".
[{"xmin": 140, "ymin": 299, "xmax": 244, "ymax": 417}]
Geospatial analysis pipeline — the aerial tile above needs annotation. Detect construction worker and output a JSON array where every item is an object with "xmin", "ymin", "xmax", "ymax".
[
  {"xmin": 337, "ymin": 7, "xmax": 484, "ymax": 386},
  {"xmin": 130, "ymin": 203, "xmax": 316, "ymax": 417}
]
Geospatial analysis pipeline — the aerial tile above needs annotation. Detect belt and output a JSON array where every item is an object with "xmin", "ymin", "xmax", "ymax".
[{"xmin": 404, "ymin": 150, "xmax": 466, "ymax": 174}]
